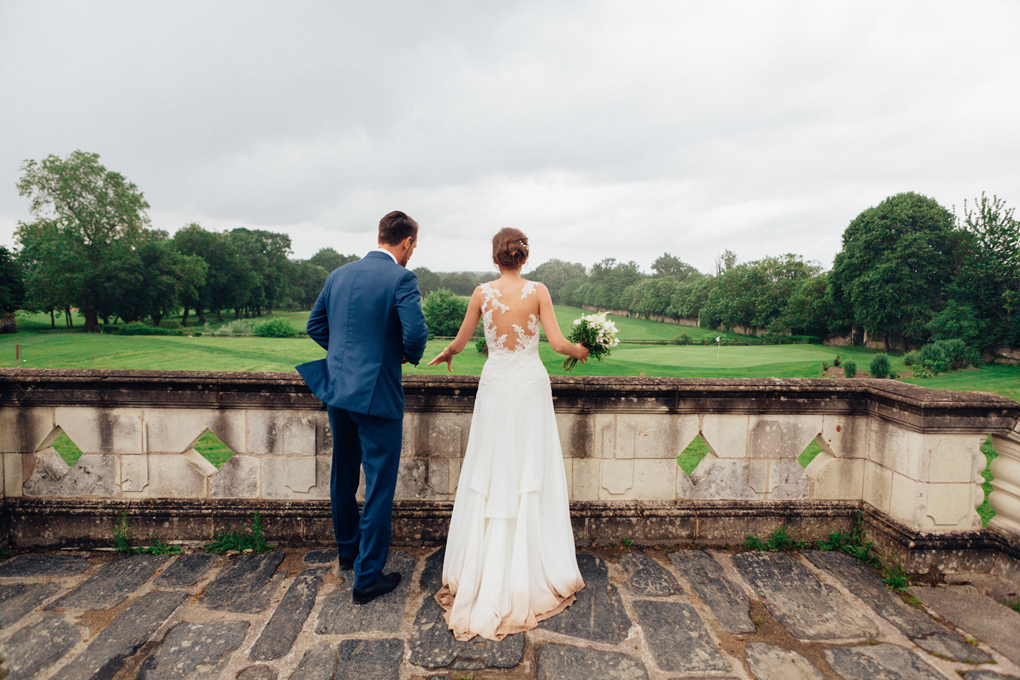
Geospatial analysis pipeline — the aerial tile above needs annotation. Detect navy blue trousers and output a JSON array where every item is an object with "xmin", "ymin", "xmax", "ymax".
[{"xmin": 327, "ymin": 405, "xmax": 402, "ymax": 589}]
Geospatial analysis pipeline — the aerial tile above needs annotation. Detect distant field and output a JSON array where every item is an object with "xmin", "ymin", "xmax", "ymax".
[{"xmin": 4, "ymin": 307, "xmax": 1017, "ymax": 403}]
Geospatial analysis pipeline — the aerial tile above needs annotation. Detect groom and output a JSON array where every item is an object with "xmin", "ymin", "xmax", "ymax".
[{"xmin": 297, "ymin": 211, "xmax": 429, "ymax": 604}]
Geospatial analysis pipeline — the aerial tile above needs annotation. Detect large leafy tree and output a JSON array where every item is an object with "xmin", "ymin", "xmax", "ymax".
[
  {"xmin": 309, "ymin": 247, "xmax": 359, "ymax": 273},
  {"xmin": 0, "ymin": 246, "xmax": 25, "ymax": 333},
  {"xmin": 830, "ymin": 192, "xmax": 961, "ymax": 349},
  {"xmin": 668, "ymin": 275, "xmax": 714, "ymax": 320},
  {"xmin": 229, "ymin": 228, "xmax": 293, "ymax": 316},
  {"xmin": 585, "ymin": 258, "xmax": 645, "ymax": 309},
  {"xmin": 952, "ymin": 193, "xmax": 1020, "ymax": 348},
  {"xmin": 107, "ymin": 230, "xmax": 207, "ymax": 325},
  {"xmin": 651, "ymin": 253, "xmax": 699, "ymax": 281},
  {"xmin": 777, "ymin": 273, "xmax": 834, "ymax": 338},
  {"xmin": 173, "ymin": 223, "xmax": 257, "ymax": 323},
  {"xmin": 16, "ymin": 151, "xmax": 149, "ymax": 332},
  {"xmin": 701, "ymin": 255, "xmax": 817, "ymax": 332},
  {"xmin": 528, "ymin": 259, "xmax": 587, "ymax": 303},
  {"xmin": 287, "ymin": 260, "xmax": 330, "ymax": 309}
]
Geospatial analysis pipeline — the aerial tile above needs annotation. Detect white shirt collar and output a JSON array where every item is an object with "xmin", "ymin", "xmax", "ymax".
[{"xmin": 375, "ymin": 247, "xmax": 399, "ymax": 264}]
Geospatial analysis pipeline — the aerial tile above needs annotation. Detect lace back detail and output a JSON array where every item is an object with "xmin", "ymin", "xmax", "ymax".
[{"xmin": 480, "ymin": 281, "xmax": 540, "ymax": 355}]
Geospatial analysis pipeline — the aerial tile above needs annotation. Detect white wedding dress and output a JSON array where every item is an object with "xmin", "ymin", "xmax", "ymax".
[{"xmin": 436, "ymin": 280, "xmax": 585, "ymax": 641}]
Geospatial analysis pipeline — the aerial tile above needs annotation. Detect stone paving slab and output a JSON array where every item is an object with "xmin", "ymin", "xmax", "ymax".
[
  {"xmin": 733, "ymin": 551, "xmax": 880, "ymax": 640},
  {"xmin": 0, "ymin": 613, "xmax": 83, "ymax": 680},
  {"xmin": 201, "ymin": 552, "xmax": 285, "ymax": 613},
  {"xmin": 1, "ymin": 547, "xmax": 1018, "ymax": 679},
  {"xmin": 632, "ymin": 599, "xmax": 730, "ymax": 673},
  {"xmin": 155, "ymin": 552, "xmax": 217, "ymax": 587},
  {"xmin": 620, "ymin": 552, "xmax": 681, "ymax": 596},
  {"xmin": 47, "ymin": 554, "xmax": 168, "ymax": 610},
  {"xmin": 0, "ymin": 553, "xmax": 91, "ymax": 578},
  {"xmin": 288, "ymin": 642, "xmax": 337, "ymax": 680},
  {"xmin": 536, "ymin": 644, "xmax": 650, "ymax": 680},
  {"xmin": 315, "ymin": 550, "xmax": 414, "ymax": 635},
  {"xmin": 963, "ymin": 671, "xmax": 1020, "ymax": 680},
  {"xmin": 407, "ymin": 595, "xmax": 526, "ymax": 670},
  {"xmin": 236, "ymin": 665, "xmax": 279, "ymax": 680},
  {"xmin": 138, "ymin": 621, "xmax": 249, "ymax": 680},
  {"xmin": 51, "ymin": 590, "xmax": 187, "ymax": 680},
  {"xmin": 336, "ymin": 638, "xmax": 404, "ymax": 678},
  {"xmin": 669, "ymin": 549, "xmax": 756, "ymax": 634},
  {"xmin": 911, "ymin": 584, "xmax": 1020, "ymax": 667},
  {"xmin": 0, "ymin": 582, "xmax": 60, "ymax": 629},
  {"xmin": 805, "ymin": 550, "xmax": 992, "ymax": 663},
  {"xmin": 823, "ymin": 643, "xmax": 945, "ymax": 680},
  {"xmin": 745, "ymin": 642, "xmax": 825, "ymax": 680},
  {"xmin": 538, "ymin": 553, "xmax": 632, "ymax": 643},
  {"xmin": 250, "ymin": 566, "xmax": 326, "ymax": 661}
]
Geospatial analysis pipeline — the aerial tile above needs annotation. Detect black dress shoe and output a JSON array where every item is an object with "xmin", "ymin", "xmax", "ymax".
[
  {"xmin": 338, "ymin": 553, "xmax": 357, "ymax": 570},
  {"xmin": 352, "ymin": 572, "xmax": 401, "ymax": 605}
]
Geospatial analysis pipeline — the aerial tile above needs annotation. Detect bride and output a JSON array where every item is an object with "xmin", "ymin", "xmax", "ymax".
[{"xmin": 427, "ymin": 228, "xmax": 588, "ymax": 641}]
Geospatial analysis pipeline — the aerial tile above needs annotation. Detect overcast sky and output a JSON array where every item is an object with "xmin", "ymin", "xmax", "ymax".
[{"xmin": 1, "ymin": 1, "xmax": 1017, "ymax": 275}]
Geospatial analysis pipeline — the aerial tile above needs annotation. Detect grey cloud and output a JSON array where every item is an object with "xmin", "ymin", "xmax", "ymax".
[{"xmin": 1, "ymin": 1, "xmax": 1019, "ymax": 275}]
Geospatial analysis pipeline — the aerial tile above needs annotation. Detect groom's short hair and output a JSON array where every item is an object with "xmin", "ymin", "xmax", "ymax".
[{"xmin": 379, "ymin": 211, "xmax": 419, "ymax": 245}]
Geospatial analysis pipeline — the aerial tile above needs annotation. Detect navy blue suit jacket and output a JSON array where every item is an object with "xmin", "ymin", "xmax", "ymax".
[{"xmin": 297, "ymin": 251, "xmax": 429, "ymax": 420}]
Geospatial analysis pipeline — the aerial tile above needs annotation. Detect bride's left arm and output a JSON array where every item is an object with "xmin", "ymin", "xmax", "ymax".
[{"xmin": 427, "ymin": 286, "xmax": 484, "ymax": 371}]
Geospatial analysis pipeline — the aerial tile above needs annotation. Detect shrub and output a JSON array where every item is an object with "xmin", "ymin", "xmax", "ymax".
[
  {"xmin": 253, "ymin": 318, "xmax": 297, "ymax": 338},
  {"xmin": 903, "ymin": 350, "xmax": 920, "ymax": 366},
  {"xmin": 116, "ymin": 321, "xmax": 183, "ymax": 336},
  {"xmin": 918, "ymin": 338, "xmax": 978, "ymax": 374},
  {"xmin": 475, "ymin": 337, "xmax": 488, "ymax": 355},
  {"xmin": 843, "ymin": 358, "xmax": 857, "ymax": 378},
  {"xmin": 671, "ymin": 332, "xmax": 693, "ymax": 345},
  {"xmin": 832, "ymin": 355, "xmax": 841, "ymax": 367},
  {"xmin": 869, "ymin": 354, "xmax": 891, "ymax": 379},
  {"xmin": 423, "ymin": 289, "xmax": 468, "ymax": 337},
  {"xmin": 937, "ymin": 338, "xmax": 979, "ymax": 369},
  {"xmin": 919, "ymin": 342, "xmax": 951, "ymax": 374}
]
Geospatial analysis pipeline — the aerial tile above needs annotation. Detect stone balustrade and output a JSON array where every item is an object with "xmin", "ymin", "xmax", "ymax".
[{"xmin": 1, "ymin": 369, "xmax": 1019, "ymax": 577}]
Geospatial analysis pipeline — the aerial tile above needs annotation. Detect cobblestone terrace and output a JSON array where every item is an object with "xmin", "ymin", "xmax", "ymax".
[{"xmin": 1, "ymin": 546, "xmax": 1018, "ymax": 680}]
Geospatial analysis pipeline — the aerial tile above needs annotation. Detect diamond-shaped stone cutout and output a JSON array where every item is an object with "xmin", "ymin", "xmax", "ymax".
[
  {"xmin": 678, "ymin": 434, "xmax": 712, "ymax": 476},
  {"xmin": 798, "ymin": 438, "xmax": 824, "ymax": 469},
  {"xmin": 799, "ymin": 435, "xmax": 835, "ymax": 477},
  {"xmin": 38, "ymin": 427, "xmax": 84, "ymax": 467},
  {"xmin": 190, "ymin": 429, "xmax": 236, "ymax": 470}
]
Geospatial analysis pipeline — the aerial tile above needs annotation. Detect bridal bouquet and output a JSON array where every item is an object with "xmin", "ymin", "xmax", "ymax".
[{"xmin": 562, "ymin": 312, "xmax": 620, "ymax": 371}]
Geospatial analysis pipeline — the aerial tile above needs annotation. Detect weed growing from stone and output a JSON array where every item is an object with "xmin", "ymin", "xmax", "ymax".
[
  {"xmin": 113, "ymin": 513, "xmax": 132, "ymax": 553},
  {"xmin": 881, "ymin": 563, "xmax": 910, "ymax": 593},
  {"xmin": 112, "ymin": 513, "xmax": 182, "ymax": 555},
  {"xmin": 817, "ymin": 512, "xmax": 880, "ymax": 567},
  {"xmin": 1010, "ymin": 596, "xmax": 1020, "ymax": 614},
  {"xmin": 204, "ymin": 512, "xmax": 271, "ymax": 553},
  {"xmin": 0, "ymin": 546, "xmax": 10, "ymax": 559},
  {"xmin": 743, "ymin": 523, "xmax": 810, "ymax": 551}
]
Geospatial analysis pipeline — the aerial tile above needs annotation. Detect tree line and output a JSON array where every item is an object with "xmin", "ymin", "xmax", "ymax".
[
  {"xmin": 3, "ymin": 152, "xmax": 1017, "ymax": 355},
  {"xmin": 527, "ymin": 192, "xmax": 1019, "ymax": 353},
  {"xmin": 0, "ymin": 151, "xmax": 504, "ymax": 333}
]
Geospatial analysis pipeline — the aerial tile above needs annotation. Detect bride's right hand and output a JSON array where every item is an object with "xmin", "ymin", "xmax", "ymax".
[
  {"xmin": 427, "ymin": 346, "xmax": 456, "ymax": 371},
  {"xmin": 574, "ymin": 343, "xmax": 589, "ymax": 364}
]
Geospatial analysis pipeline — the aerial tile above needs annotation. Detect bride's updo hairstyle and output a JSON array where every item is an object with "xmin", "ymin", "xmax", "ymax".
[{"xmin": 492, "ymin": 228, "xmax": 529, "ymax": 269}]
